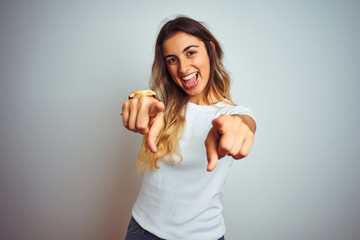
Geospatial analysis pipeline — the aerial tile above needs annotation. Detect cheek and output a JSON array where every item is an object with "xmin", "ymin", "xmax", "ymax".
[
  {"xmin": 168, "ymin": 66, "xmax": 179, "ymax": 80},
  {"xmin": 166, "ymin": 67, "xmax": 179, "ymax": 84},
  {"xmin": 199, "ymin": 61, "xmax": 211, "ymax": 78},
  {"xmin": 197, "ymin": 54, "xmax": 211, "ymax": 74},
  {"xmin": 166, "ymin": 65, "xmax": 175, "ymax": 74}
]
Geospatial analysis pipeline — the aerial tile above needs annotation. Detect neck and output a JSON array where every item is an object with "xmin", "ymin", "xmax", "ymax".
[{"xmin": 188, "ymin": 91, "xmax": 220, "ymax": 106}]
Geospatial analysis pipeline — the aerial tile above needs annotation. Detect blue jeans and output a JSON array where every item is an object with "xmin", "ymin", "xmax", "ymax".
[{"xmin": 125, "ymin": 216, "xmax": 225, "ymax": 240}]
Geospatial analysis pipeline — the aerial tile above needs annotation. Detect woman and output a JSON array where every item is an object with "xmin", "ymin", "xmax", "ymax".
[{"xmin": 122, "ymin": 16, "xmax": 256, "ymax": 240}]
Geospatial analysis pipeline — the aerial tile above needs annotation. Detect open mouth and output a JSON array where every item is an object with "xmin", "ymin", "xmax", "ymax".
[{"xmin": 182, "ymin": 72, "xmax": 199, "ymax": 89}]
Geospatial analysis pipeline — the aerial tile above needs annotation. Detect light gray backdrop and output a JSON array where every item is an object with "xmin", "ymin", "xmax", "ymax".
[{"xmin": 1, "ymin": 0, "xmax": 359, "ymax": 239}]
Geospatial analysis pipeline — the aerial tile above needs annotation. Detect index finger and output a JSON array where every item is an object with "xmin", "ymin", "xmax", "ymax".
[
  {"xmin": 205, "ymin": 127, "xmax": 220, "ymax": 172},
  {"xmin": 146, "ymin": 112, "xmax": 164, "ymax": 153}
]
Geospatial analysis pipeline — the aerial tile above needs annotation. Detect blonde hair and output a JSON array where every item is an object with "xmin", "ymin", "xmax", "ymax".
[{"xmin": 137, "ymin": 16, "xmax": 234, "ymax": 171}]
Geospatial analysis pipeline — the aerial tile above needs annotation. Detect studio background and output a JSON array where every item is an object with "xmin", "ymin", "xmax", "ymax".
[{"xmin": 1, "ymin": 0, "xmax": 359, "ymax": 239}]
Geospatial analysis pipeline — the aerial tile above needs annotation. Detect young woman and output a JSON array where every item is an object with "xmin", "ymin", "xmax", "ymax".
[{"xmin": 122, "ymin": 16, "xmax": 256, "ymax": 240}]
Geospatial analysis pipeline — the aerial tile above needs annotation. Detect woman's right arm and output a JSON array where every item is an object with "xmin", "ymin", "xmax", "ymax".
[{"xmin": 122, "ymin": 95, "xmax": 165, "ymax": 153}]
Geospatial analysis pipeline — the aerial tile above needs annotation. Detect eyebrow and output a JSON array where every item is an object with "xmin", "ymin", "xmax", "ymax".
[{"xmin": 163, "ymin": 45, "xmax": 199, "ymax": 59}]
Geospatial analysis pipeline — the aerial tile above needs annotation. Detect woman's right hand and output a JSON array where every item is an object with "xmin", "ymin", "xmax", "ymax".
[{"xmin": 122, "ymin": 95, "xmax": 165, "ymax": 153}]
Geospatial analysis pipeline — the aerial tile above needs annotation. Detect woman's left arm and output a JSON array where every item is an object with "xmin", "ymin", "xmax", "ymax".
[{"xmin": 205, "ymin": 114, "xmax": 256, "ymax": 171}]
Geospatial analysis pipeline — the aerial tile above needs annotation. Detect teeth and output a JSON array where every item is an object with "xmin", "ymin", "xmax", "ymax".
[{"xmin": 182, "ymin": 72, "xmax": 197, "ymax": 80}]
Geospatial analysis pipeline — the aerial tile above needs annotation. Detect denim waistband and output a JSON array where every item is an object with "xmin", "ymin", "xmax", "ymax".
[{"xmin": 125, "ymin": 216, "xmax": 225, "ymax": 240}]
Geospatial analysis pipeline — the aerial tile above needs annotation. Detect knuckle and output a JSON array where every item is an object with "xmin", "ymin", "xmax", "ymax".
[
  {"xmin": 130, "ymin": 96, "xmax": 138, "ymax": 102},
  {"xmin": 136, "ymin": 122, "xmax": 147, "ymax": 131},
  {"xmin": 138, "ymin": 130, "xmax": 147, "ymax": 135},
  {"xmin": 138, "ymin": 95, "xmax": 153, "ymax": 105},
  {"xmin": 233, "ymin": 155, "xmax": 242, "ymax": 160},
  {"xmin": 238, "ymin": 149, "xmax": 248, "ymax": 158},
  {"xmin": 122, "ymin": 101, "xmax": 129, "ymax": 112},
  {"xmin": 220, "ymin": 144, "xmax": 231, "ymax": 153},
  {"xmin": 229, "ymin": 149, "xmax": 238, "ymax": 157},
  {"xmin": 128, "ymin": 127, "xmax": 136, "ymax": 132},
  {"xmin": 138, "ymin": 95, "xmax": 146, "ymax": 104},
  {"xmin": 129, "ymin": 97, "xmax": 139, "ymax": 106},
  {"xmin": 127, "ymin": 123, "xmax": 136, "ymax": 132},
  {"xmin": 218, "ymin": 128, "xmax": 225, "ymax": 135},
  {"xmin": 122, "ymin": 100, "xmax": 129, "ymax": 108}
]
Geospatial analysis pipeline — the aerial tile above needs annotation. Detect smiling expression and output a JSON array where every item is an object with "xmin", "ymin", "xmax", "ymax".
[{"xmin": 162, "ymin": 32, "xmax": 211, "ymax": 105}]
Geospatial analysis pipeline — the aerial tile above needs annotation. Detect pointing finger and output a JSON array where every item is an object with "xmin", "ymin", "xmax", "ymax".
[
  {"xmin": 205, "ymin": 127, "xmax": 220, "ymax": 172},
  {"xmin": 146, "ymin": 112, "xmax": 164, "ymax": 153},
  {"xmin": 217, "ymin": 131, "xmax": 235, "ymax": 159}
]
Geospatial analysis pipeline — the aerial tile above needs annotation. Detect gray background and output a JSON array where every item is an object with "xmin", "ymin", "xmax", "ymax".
[{"xmin": 1, "ymin": 0, "xmax": 359, "ymax": 239}]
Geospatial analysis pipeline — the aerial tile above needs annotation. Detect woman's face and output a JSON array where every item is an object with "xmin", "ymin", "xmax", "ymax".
[{"xmin": 162, "ymin": 31, "xmax": 211, "ymax": 105}]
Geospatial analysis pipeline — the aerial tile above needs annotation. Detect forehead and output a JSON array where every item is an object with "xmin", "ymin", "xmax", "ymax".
[{"xmin": 162, "ymin": 32, "xmax": 204, "ymax": 55}]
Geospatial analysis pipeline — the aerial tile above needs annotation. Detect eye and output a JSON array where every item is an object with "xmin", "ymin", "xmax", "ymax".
[
  {"xmin": 187, "ymin": 50, "xmax": 196, "ymax": 56},
  {"xmin": 166, "ymin": 57, "xmax": 176, "ymax": 64}
]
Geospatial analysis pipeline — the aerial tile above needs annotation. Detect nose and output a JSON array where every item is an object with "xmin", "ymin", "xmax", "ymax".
[{"xmin": 179, "ymin": 58, "xmax": 190, "ymax": 74}]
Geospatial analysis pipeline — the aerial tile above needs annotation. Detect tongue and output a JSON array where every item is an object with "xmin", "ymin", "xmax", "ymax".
[{"xmin": 184, "ymin": 74, "xmax": 197, "ymax": 86}]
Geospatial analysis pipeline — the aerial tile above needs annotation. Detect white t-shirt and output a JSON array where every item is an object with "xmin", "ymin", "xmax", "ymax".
[{"xmin": 132, "ymin": 102, "xmax": 255, "ymax": 240}]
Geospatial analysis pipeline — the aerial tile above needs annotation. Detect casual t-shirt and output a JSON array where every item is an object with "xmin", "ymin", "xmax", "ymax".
[{"xmin": 132, "ymin": 102, "xmax": 255, "ymax": 240}]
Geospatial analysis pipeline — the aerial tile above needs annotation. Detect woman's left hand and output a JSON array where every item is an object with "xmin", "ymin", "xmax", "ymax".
[{"xmin": 205, "ymin": 114, "xmax": 256, "ymax": 171}]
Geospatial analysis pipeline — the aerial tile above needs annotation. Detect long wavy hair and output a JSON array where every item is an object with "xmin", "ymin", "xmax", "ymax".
[{"xmin": 137, "ymin": 16, "xmax": 234, "ymax": 171}]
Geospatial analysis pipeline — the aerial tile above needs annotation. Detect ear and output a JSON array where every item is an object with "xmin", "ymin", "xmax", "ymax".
[{"xmin": 210, "ymin": 41, "xmax": 216, "ymax": 51}]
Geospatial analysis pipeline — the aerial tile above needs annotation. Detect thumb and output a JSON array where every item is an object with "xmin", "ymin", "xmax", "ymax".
[
  {"xmin": 211, "ymin": 114, "xmax": 227, "ymax": 134},
  {"xmin": 205, "ymin": 127, "xmax": 220, "ymax": 171},
  {"xmin": 149, "ymin": 101, "xmax": 165, "ymax": 117}
]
